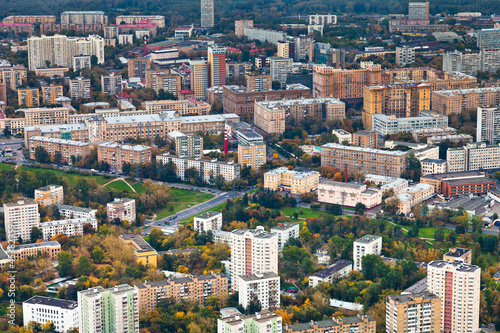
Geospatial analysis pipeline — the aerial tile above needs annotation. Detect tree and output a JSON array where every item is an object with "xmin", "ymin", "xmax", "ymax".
[
  {"xmin": 446, "ymin": 230, "xmax": 457, "ymax": 245},
  {"xmin": 30, "ymin": 226, "xmax": 43, "ymax": 243},
  {"xmin": 299, "ymin": 222, "xmax": 312, "ymax": 243},
  {"xmin": 325, "ymin": 203, "xmax": 342, "ymax": 215},
  {"xmin": 434, "ymin": 228, "xmax": 445, "ymax": 242},
  {"xmin": 91, "ymin": 245, "xmax": 105, "ymax": 264},
  {"xmin": 354, "ymin": 202, "xmax": 366, "ymax": 215},
  {"xmin": 407, "ymin": 224, "xmax": 419, "ymax": 238},
  {"xmin": 77, "ymin": 256, "xmax": 92, "ymax": 276},
  {"xmin": 57, "ymin": 251, "xmax": 73, "ymax": 277},
  {"xmin": 34, "ymin": 146, "xmax": 50, "ymax": 163}
]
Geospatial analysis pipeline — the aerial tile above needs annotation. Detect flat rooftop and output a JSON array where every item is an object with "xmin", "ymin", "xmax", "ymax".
[
  {"xmin": 312, "ymin": 260, "xmax": 352, "ymax": 278},
  {"xmin": 14, "ymin": 241, "xmax": 60, "ymax": 250},
  {"xmin": 388, "ymin": 291, "xmax": 439, "ymax": 303},
  {"xmin": 354, "ymin": 235, "xmax": 381, "ymax": 244},
  {"xmin": 322, "ymin": 143, "xmax": 408, "ymax": 156},
  {"xmin": 120, "ymin": 234, "xmax": 156, "ymax": 253},
  {"xmin": 428, "ymin": 260, "xmax": 480, "ymax": 272},
  {"xmin": 195, "ymin": 211, "xmax": 222, "ymax": 220},
  {"xmin": 256, "ymin": 97, "xmax": 344, "ymax": 110},
  {"xmin": 239, "ymin": 272, "xmax": 280, "ymax": 282},
  {"xmin": 445, "ymin": 247, "xmax": 471, "ymax": 258}
]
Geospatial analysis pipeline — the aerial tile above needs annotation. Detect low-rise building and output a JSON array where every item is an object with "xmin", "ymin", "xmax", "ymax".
[
  {"xmin": 28, "ymin": 136, "xmax": 91, "ymax": 164},
  {"xmin": 284, "ymin": 314, "xmax": 376, "ymax": 333},
  {"xmin": 97, "ymin": 142, "xmax": 152, "ymax": 173},
  {"xmin": 53, "ymin": 204, "xmax": 97, "ymax": 220},
  {"xmin": 443, "ymin": 247, "xmax": 472, "ymax": 265},
  {"xmin": 309, "ymin": 260, "xmax": 352, "ymax": 287},
  {"xmin": 35, "ymin": 185, "xmax": 63, "ymax": 207},
  {"xmin": 218, "ymin": 310, "xmax": 282, "ymax": 333},
  {"xmin": 107, "ymin": 198, "xmax": 136, "ymax": 223},
  {"xmin": 40, "ymin": 217, "xmax": 98, "ymax": 241},
  {"xmin": 421, "ymin": 158, "xmax": 447, "ymax": 175},
  {"xmin": 213, "ymin": 230, "xmax": 232, "ymax": 245},
  {"xmin": 9, "ymin": 241, "xmax": 61, "ymax": 261},
  {"xmin": 238, "ymin": 272, "xmax": 280, "ymax": 310},
  {"xmin": 317, "ymin": 180, "xmax": 382, "ymax": 209},
  {"xmin": 420, "ymin": 171, "xmax": 491, "ymax": 195},
  {"xmin": 194, "ymin": 211, "xmax": 222, "ymax": 233},
  {"xmin": 385, "ymin": 291, "xmax": 441, "ymax": 333},
  {"xmin": 426, "ymin": 134, "xmax": 473, "ymax": 145},
  {"xmin": 353, "ymin": 235, "xmax": 382, "ymax": 271},
  {"xmin": 156, "ymin": 153, "xmax": 240, "ymax": 183},
  {"xmin": 270, "ymin": 222, "xmax": 300, "ymax": 252},
  {"xmin": 371, "ymin": 111, "xmax": 448, "ymax": 136},
  {"xmin": 364, "ymin": 174, "xmax": 409, "ymax": 194},
  {"xmin": 120, "ymin": 234, "xmax": 158, "ymax": 267},
  {"xmin": 264, "ymin": 167, "xmax": 319, "ymax": 194},
  {"xmin": 332, "ymin": 128, "xmax": 352, "ymax": 144},
  {"xmin": 352, "ymin": 129, "xmax": 378, "ymax": 148},
  {"xmin": 388, "ymin": 183, "xmax": 435, "ymax": 214},
  {"xmin": 135, "ymin": 273, "xmax": 228, "ymax": 311},
  {"xmin": 23, "ymin": 296, "xmax": 79, "ymax": 333},
  {"xmin": 447, "ymin": 142, "xmax": 500, "ymax": 172}
]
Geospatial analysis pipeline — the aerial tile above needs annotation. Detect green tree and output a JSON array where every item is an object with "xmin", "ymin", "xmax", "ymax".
[
  {"xmin": 91, "ymin": 245, "xmax": 105, "ymax": 264},
  {"xmin": 34, "ymin": 146, "xmax": 50, "ymax": 163},
  {"xmin": 30, "ymin": 226, "xmax": 43, "ymax": 243},
  {"xmin": 77, "ymin": 256, "xmax": 92, "ymax": 276},
  {"xmin": 355, "ymin": 202, "xmax": 366, "ymax": 215},
  {"xmin": 446, "ymin": 230, "xmax": 457, "ymax": 245},
  {"xmin": 57, "ymin": 251, "xmax": 73, "ymax": 277},
  {"xmin": 434, "ymin": 228, "xmax": 445, "ymax": 242}
]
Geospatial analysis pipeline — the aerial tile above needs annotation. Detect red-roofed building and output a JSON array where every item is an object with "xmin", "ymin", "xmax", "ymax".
[{"xmin": 178, "ymin": 90, "xmax": 195, "ymax": 100}]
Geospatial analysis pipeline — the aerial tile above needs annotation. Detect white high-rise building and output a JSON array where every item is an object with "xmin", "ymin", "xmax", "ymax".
[
  {"xmin": 230, "ymin": 226, "xmax": 278, "ymax": 291},
  {"xmin": 238, "ymin": 272, "xmax": 280, "ymax": 310},
  {"xmin": 201, "ymin": 0, "xmax": 214, "ymax": 28},
  {"xmin": 218, "ymin": 310, "xmax": 282, "ymax": 333},
  {"xmin": 27, "ymin": 34, "xmax": 104, "ymax": 70},
  {"xmin": 396, "ymin": 46, "xmax": 416, "ymax": 66},
  {"xmin": 23, "ymin": 296, "xmax": 79, "ymax": 333},
  {"xmin": 4, "ymin": 199, "xmax": 40, "ymax": 243},
  {"xmin": 194, "ymin": 211, "xmax": 223, "ymax": 233},
  {"xmin": 477, "ymin": 106, "xmax": 500, "ymax": 144},
  {"xmin": 270, "ymin": 222, "xmax": 300, "ymax": 252},
  {"xmin": 270, "ymin": 56, "xmax": 293, "ymax": 88},
  {"xmin": 427, "ymin": 260, "xmax": 481, "ymax": 333},
  {"xmin": 353, "ymin": 235, "xmax": 382, "ymax": 271},
  {"xmin": 78, "ymin": 285, "xmax": 139, "ymax": 333}
]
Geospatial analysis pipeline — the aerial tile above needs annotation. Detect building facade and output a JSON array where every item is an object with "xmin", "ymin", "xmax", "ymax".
[
  {"xmin": 447, "ymin": 142, "xmax": 500, "ymax": 172},
  {"xmin": 396, "ymin": 46, "xmax": 416, "ymax": 66},
  {"xmin": 40, "ymin": 217, "xmax": 98, "ymax": 241},
  {"xmin": 208, "ymin": 45, "xmax": 226, "ymax": 87},
  {"xmin": 120, "ymin": 234, "xmax": 158, "ymax": 267},
  {"xmin": 264, "ymin": 167, "xmax": 320, "ymax": 194},
  {"xmin": 107, "ymin": 198, "xmax": 136, "ymax": 223},
  {"xmin": 317, "ymin": 180, "xmax": 382, "ymax": 209},
  {"xmin": 4, "ymin": 199, "xmax": 40, "ymax": 242},
  {"xmin": 194, "ymin": 211, "xmax": 223, "ymax": 233},
  {"xmin": 200, "ymin": 0, "xmax": 214, "ymax": 28},
  {"xmin": 34, "ymin": 185, "xmax": 63, "ymax": 207},
  {"xmin": 270, "ymin": 222, "xmax": 299, "ymax": 252},
  {"xmin": 477, "ymin": 106, "xmax": 500, "ymax": 144},
  {"xmin": 353, "ymin": 235, "xmax": 382, "ymax": 271},
  {"xmin": 101, "ymin": 73, "xmax": 122, "ymax": 95},
  {"xmin": 309, "ymin": 260, "xmax": 352, "ymax": 287},
  {"xmin": 69, "ymin": 77, "xmax": 91, "ymax": 100},
  {"xmin": 28, "ymin": 136, "xmax": 91, "ymax": 165},
  {"xmin": 371, "ymin": 111, "xmax": 448, "ymax": 135},
  {"xmin": 9, "ymin": 241, "xmax": 60, "ymax": 260},
  {"xmin": 218, "ymin": 310, "xmax": 282, "ymax": 333},
  {"xmin": 427, "ymin": 261, "xmax": 480, "ymax": 333},
  {"xmin": 97, "ymin": 142, "xmax": 152, "ymax": 173},
  {"xmin": 23, "ymin": 296, "xmax": 79, "ymax": 333},
  {"xmin": 238, "ymin": 272, "xmax": 280, "ymax": 310}
]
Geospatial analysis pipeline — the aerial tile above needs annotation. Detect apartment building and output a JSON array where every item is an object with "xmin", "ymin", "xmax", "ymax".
[
  {"xmin": 101, "ymin": 73, "xmax": 122, "ymax": 95},
  {"xmin": 135, "ymin": 273, "xmax": 228, "ymax": 311},
  {"xmin": 201, "ymin": 0, "xmax": 214, "ymax": 28},
  {"xmin": 408, "ymin": 2, "xmax": 430, "ymax": 20},
  {"xmin": 447, "ymin": 142, "xmax": 500, "ymax": 172},
  {"xmin": 156, "ymin": 74, "xmax": 182, "ymax": 96},
  {"xmin": 270, "ymin": 56, "xmax": 293, "ymax": 88},
  {"xmin": 40, "ymin": 217, "xmax": 98, "ymax": 241},
  {"xmin": 143, "ymin": 99, "xmax": 210, "ymax": 116},
  {"xmin": 238, "ymin": 141, "xmax": 266, "ymax": 170},
  {"xmin": 8, "ymin": 241, "xmax": 60, "ymax": 260},
  {"xmin": 78, "ymin": 285, "xmax": 139, "ymax": 333},
  {"xmin": 28, "ymin": 137, "xmax": 91, "ymax": 164},
  {"xmin": 97, "ymin": 142, "xmax": 152, "ymax": 173},
  {"xmin": 194, "ymin": 211, "xmax": 223, "ymax": 233},
  {"xmin": 382, "ymin": 67, "xmax": 477, "ymax": 90},
  {"xmin": 321, "ymin": 143, "xmax": 409, "ymax": 178},
  {"xmin": 277, "ymin": 40, "xmax": 295, "ymax": 59},
  {"xmin": 284, "ymin": 314, "xmax": 376, "ymax": 333},
  {"xmin": 61, "ymin": 11, "xmax": 107, "ymax": 25},
  {"xmin": 22, "ymin": 107, "xmax": 69, "ymax": 127},
  {"xmin": 1, "ymin": 66, "xmax": 27, "ymax": 90},
  {"xmin": 386, "ymin": 291, "xmax": 441, "ymax": 333},
  {"xmin": 167, "ymin": 132, "xmax": 204, "ymax": 157},
  {"xmin": 234, "ymin": 20, "xmax": 254, "ymax": 36},
  {"xmin": 189, "ymin": 60, "xmax": 208, "ymax": 100},
  {"xmin": 128, "ymin": 58, "xmax": 151, "ymax": 79},
  {"xmin": 246, "ymin": 74, "xmax": 272, "ymax": 92},
  {"xmin": 222, "ymin": 83, "xmax": 311, "ymax": 118},
  {"xmin": 477, "ymin": 106, "xmax": 500, "ymax": 144},
  {"xmin": 442, "ymin": 50, "xmax": 481, "ymax": 76},
  {"xmin": 270, "ymin": 222, "xmax": 299, "ymax": 252},
  {"xmin": 396, "ymin": 46, "xmax": 416, "ymax": 66},
  {"xmin": 332, "ymin": 128, "xmax": 352, "ymax": 143},
  {"xmin": 218, "ymin": 310, "xmax": 282, "ymax": 333},
  {"xmin": 27, "ymin": 34, "xmax": 104, "ymax": 70},
  {"xmin": 312, "ymin": 64, "xmax": 383, "ymax": 101},
  {"xmin": 18, "ymin": 88, "xmax": 39, "ymax": 107},
  {"xmin": 35, "ymin": 185, "xmax": 63, "ymax": 207},
  {"xmin": 230, "ymin": 227, "xmax": 278, "ymax": 291},
  {"xmin": 412, "ymin": 126, "xmax": 457, "ymax": 141},
  {"xmin": 352, "ymin": 129, "xmax": 378, "ymax": 148},
  {"xmin": 156, "ymin": 153, "xmax": 240, "ymax": 183},
  {"xmin": 72, "ymin": 55, "xmax": 91, "ymax": 71},
  {"xmin": 317, "ymin": 180, "xmax": 382, "ymax": 209},
  {"xmin": 23, "ymin": 296, "xmax": 79, "ymax": 333},
  {"xmin": 421, "ymin": 158, "xmax": 448, "ymax": 175},
  {"xmin": 353, "ymin": 235, "xmax": 382, "ymax": 271},
  {"xmin": 443, "ymin": 247, "xmax": 472, "ymax": 265},
  {"xmin": 238, "ymin": 272, "xmax": 280, "ymax": 310},
  {"xmin": 309, "ymin": 260, "xmax": 352, "ymax": 287},
  {"xmin": 120, "ymin": 234, "xmax": 158, "ymax": 267},
  {"xmin": 372, "ymin": 111, "xmax": 449, "ymax": 135},
  {"xmin": 362, "ymin": 83, "xmax": 431, "ymax": 129},
  {"xmin": 254, "ymin": 97, "xmax": 345, "ymax": 134},
  {"xmin": 69, "ymin": 77, "xmax": 91, "ymax": 100},
  {"xmin": 420, "ymin": 171, "xmax": 492, "ymax": 195},
  {"xmin": 427, "ymin": 260, "xmax": 480, "ymax": 333},
  {"xmin": 264, "ymin": 167, "xmax": 320, "ymax": 194},
  {"xmin": 388, "ymin": 183, "xmax": 435, "ymax": 214},
  {"xmin": 309, "ymin": 14, "xmax": 337, "ymax": 25},
  {"xmin": 107, "ymin": 198, "xmax": 136, "ymax": 223},
  {"xmin": 40, "ymin": 85, "xmax": 63, "ymax": 105},
  {"xmin": 243, "ymin": 27, "xmax": 288, "ymax": 45},
  {"xmin": 208, "ymin": 45, "xmax": 226, "ymax": 87},
  {"xmin": 4, "ymin": 199, "xmax": 40, "ymax": 242},
  {"xmin": 3, "ymin": 15, "xmax": 56, "ymax": 24},
  {"xmin": 115, "ymin": 15, "xmax": 165, "ymax": 28},
  {"xmin": 54, "ymin": 204, "xmax": 96, "ymax": 220}
]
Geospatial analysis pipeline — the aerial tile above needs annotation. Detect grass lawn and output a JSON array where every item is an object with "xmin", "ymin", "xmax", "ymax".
[
  {"xmin": 179, "ymin": 202, "xmax": 228, "ymax": 223},
  {"xmin": 104, "ymin": 180, "xmax": 134, "ymax": 192},
  {"xmin": 18, "ymin": 165, "xmax": 110, "ymax": 186},
  {"xmin": 155, "ymin": 188, "xmax": 215, "ymax": 220},
  {"xmin": 0, "ymin": 163, "xmax": 15, "ymax": 170},
  {"xmin": 280, "ymin": 206, "xmax": 330, "ymax": 220},
  {"xmin": 132, "ymin": 182, "xmax": 145, "ymax": 193},
  {"xmin": 418, "ymin": 227, "xmax": 451, "ymax": 239}
]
